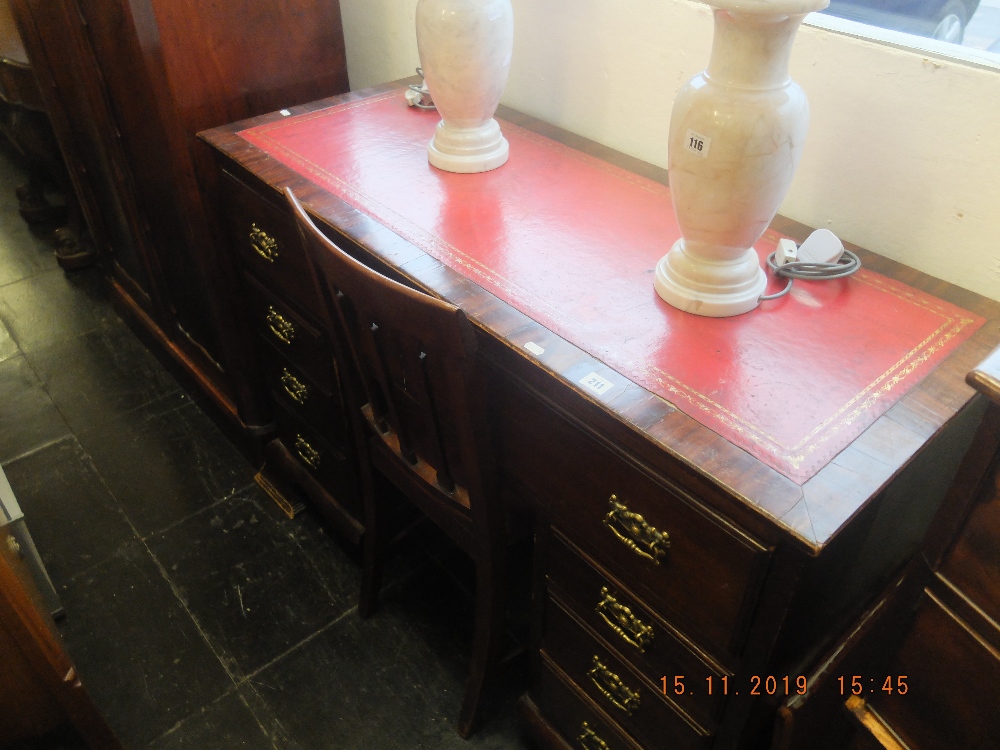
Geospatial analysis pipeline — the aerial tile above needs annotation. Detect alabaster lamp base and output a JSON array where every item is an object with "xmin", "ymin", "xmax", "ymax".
[
  {"xmin": 654, "ymin": 239, "xmax": 767, "ymax": 317},
  {"xmin": 428, "ymin": 118, "xmax": 509, "ymax": 174}
]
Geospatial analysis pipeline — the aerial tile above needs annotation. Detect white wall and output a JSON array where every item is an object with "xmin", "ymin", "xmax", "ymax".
[{"xmin": 340, "ymin": 0, "xmax": 1000, "ymax": 302}]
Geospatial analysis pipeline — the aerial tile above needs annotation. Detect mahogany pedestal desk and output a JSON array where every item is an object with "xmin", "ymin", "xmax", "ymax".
[{"xmin": 200, "ymin": 82, "xmax": 1000, "ymax": 750}]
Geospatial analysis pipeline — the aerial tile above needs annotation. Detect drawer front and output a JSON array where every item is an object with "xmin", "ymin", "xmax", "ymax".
[
  {"xmin": 535, "ymin": 658, "xmax": 643, "ymax": 750},
  {"xmin": 261, "ymin": 353, "xmax": 349, "ymax": 448},
  {"xmin": 547, "ymin": 532, "xmax": 728, "ymax": 729},
  {"xmin": 244, "ymin": 274, "xmax": 334, "ymax": 393},
  {"xmin": 542, "ymin": 595, "xmax": 712, "ymax": 749},
  {"xmin": 272, "ymin": 398, "xmax": 358, "ymax": 508},
  {"xmin": 503, "ymin": 390, "xmax": 770, "ymax": 654},
  {"xmin": 220, "ymin": 169, "xmax": 323, "ymax": 320}
]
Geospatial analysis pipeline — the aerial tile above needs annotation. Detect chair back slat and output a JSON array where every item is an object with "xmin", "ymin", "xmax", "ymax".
[
  {"xmin": 418, "ymin": 350, "xmax": 456, "ymax": 492},
  {"xmin": 364, "ymin": 319, "xmax": 418, "ymax": 464},
  {"xmin": 288, "ymin": 188, "xmax": 488, "ymax": 503}
]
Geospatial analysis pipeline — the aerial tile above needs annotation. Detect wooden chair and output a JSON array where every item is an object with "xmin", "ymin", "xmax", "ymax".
[{"xmin": 286, "ymin": 188, "xmax": 508, "ymax": 738}]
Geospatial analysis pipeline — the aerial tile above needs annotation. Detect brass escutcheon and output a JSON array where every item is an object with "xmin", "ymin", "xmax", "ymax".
[
  {"xmin": 577, "ymin": 721, "xmax": 610, "ymax": 750},
  {"xmin": 249, "ymin": 223, "xmax": 279, "ymax": 262},
  {"xmin": 588, "ymin": 655, "xmax": 640, "ymax": 715},
  {"xmin": 6, "ymin": 536, "xmax": 23, "ymax": 559},
  {"xmin": 603, "ymin": 495, "xmax": 669, "ymax": 564},
  {"xmin": 280, "ymin": 368, "xmax": 309, "ymax": 405},
  {"xmin": 595, "ymin": 587, "xmax": 654, "ymax": 652},
  {"xmin": 294, "ymin": 435, "xmax": 321, "ymax": 470},
  {"xmin": 266, "ymin": 306, "xmax": 296, "ymax": 345}
]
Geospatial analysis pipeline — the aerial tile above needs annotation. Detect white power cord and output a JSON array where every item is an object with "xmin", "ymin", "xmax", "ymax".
[
  {"xmin": 759, "ymin": 229, "xmax": 861, "ymax": 302},
  {"xmin": 404, "ymin": 68, "xmax": 436, "ymax": 110}
]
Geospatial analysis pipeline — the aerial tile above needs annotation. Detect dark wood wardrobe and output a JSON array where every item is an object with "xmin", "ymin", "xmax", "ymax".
[{"xmin": 8, "ymin": 0, "xmax": 350, "ymax": 430}]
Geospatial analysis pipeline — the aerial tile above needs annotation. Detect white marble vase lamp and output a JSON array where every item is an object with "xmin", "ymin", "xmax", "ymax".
[
  {"xmin": 416, "ymin": 0, "xmax": 514, "ymax": 174},
  {"xmin": 655, "ymin": 0, "xmax": 829, "ymax": 317}
]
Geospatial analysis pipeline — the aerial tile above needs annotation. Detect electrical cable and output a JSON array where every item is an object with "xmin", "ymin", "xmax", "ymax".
[
  {"xmin": 407, "ymin": 67, "xmax": 437, "ymax": 110},
  {"xmin": 759, "ymin": 248, "xmax": 861, "ymax": 301}
]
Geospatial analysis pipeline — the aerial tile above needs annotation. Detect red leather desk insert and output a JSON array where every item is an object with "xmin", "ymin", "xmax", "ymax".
[{"xmin": 240, "ymin": 91, "xmax": 982, "ymax": 483}]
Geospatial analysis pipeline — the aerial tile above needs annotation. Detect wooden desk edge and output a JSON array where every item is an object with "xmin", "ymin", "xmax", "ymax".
[
  {"xmin": 198, "ymin": 80, "xmax": 1000, "ymax": 556},
  {"xmin": 968, "ymin": 343, "xmax": 1000, "ymax": 405}
]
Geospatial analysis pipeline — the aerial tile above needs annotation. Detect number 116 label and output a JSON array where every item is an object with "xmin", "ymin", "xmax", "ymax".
[{"xmin": 684, "ymin": 129, "xmax": 711, "ymax": 158}]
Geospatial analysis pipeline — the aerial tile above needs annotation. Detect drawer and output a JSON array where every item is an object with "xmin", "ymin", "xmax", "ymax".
[
  {"xmin": 547, "ymin": 531, "xmax": 728, "ymax": 729},
  {"xmin": 220, "ymin": 168, "xmax": 323, "ymax": 320},
  {"xmin": 542, "ymin": 595, "xmax": 712, "ymax": 749},
  {"xmin": 503, "ymin": 390, "xmax": 771, "ymax": 654},
  {"xmin": 272, "ymin": 398, "xmax": 358, "ymax": 508},
  {"xmin": 535, "ymin": 658, "xmax": 643, "ymax": 750},
  {"xmin": 261, "ymin": 353, "xmax": 349, "ymax": 448},
  {"xmin": 244, "ymin": 273, "xmax": 334, "ymax": 393}
]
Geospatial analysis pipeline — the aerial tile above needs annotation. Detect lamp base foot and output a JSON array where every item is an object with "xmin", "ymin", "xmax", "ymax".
[{"xmin": 654, "ymin": 240, "xmax": 766, "ymax": 318}]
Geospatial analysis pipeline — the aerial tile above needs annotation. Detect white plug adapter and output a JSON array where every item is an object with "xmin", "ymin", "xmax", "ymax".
[
  {"xmin": 776, "ymin": 238, "xmax": 798, "ymax": 267},
  {"xmin": 798, "ymin": 229, "xmax": 845, "ymax": 265}
]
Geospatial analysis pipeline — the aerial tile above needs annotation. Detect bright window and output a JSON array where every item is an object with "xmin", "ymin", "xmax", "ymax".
[{"xmin": 816, "ymin": 0, "xmax": 1000, "ymax": 52}]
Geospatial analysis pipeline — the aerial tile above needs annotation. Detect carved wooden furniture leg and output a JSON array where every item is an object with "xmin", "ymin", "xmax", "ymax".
[
  {"xmin": 1, "ymin": 21, "xmax": 94, "ymax": 270},
  {"xmin": 53, "ymin": 198, "xmax": 96, "ymax": 271},
  {"xmin": 15, "ymin": 170, "xmax": 63, "ymax": 224}
]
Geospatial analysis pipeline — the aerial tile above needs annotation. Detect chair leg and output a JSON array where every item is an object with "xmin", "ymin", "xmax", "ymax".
[
  {"xmin": 456, "ymin": 554, "xmax": 507, "ymax": 738},
  {"xmin": 359, "ymin": 528, "xmax": 384, "ymax": 619},
  {"xmin": 358, "ymin": 470, "xmax": 386, "ymax": 620}
]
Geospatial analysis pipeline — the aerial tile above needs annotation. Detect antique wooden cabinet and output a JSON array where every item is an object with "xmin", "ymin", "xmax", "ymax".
[
  {"xmin": 201, "ymin": 82, "xmax": 1000, "ymax": 749},
  {"xmin": 1, "ymin": 504, "xmax": 120, "ymax": 748},
  {"xmin": 9, "ymin": 0, "xmax": 350, "ymax": 428}
]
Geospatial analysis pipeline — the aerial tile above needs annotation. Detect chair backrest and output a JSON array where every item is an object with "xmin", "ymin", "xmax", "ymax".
[{"xmin": 286, "ymin": 188, "xmax": 497, "ymax": 515}]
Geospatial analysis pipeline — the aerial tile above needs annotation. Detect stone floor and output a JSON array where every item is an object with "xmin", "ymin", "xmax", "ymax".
[{"xmin": 0, "ymin": 141, "xmax": 528, "ymax": 749}]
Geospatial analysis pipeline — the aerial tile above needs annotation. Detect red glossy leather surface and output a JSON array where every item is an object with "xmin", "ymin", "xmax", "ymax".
[{"xmin": 240, "ymin": 92, "xmax": 982, "ymax": 482}]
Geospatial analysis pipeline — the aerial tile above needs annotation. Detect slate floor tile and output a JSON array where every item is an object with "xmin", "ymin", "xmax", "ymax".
[
  {"xmin": 148, "ymin": 689, "xmax": 278, "ymax": 750},
  {"xmin": 75, "ymin": 392, "xmax": 256, "ymax": 537},
  {"xmin": 0, "ymin": 217, "xmax": 61, "ymax": 289},
  {"xmin": 3, "ymin": 436, "xmax": 136, "ymax": 589},
  {"xmin": 59, "ymin": 540, "xmax": 235, "ymax": 748},
  {"xmin": 257, "ymin": 500, "xmax": 363, "ymax": 607},
  {"xmin": 0, "ymin": 314, "xmax": 18, "ymax": 363},
  {"xmin": 246, "ymin": 562, "xmax": 526, "ymax": 750},
  {"xmin": 0, "ymin": 354, "xmax": 72, "ymax": 464},
  {"xmin": 25, "ymin": 319, "xmax": 182, "ymax": 435},
  {"xmin": 0, "ymin": 267, "xmax": 116, "ymax": 353},
  {"xmin": 146, "ymin": 490, "xmax": 351, "ymax": 678}
]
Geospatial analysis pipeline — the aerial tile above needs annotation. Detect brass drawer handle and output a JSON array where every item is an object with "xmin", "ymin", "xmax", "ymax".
[
  {"xmin": 280, "ymin": 368, "xmax": 310, "ymax": 405},
  {"xmin": 587, "ymin": 655, "xmax": 640, "ymax": 715},
  {"xmin": 266, "ymin": 306, "xmax": 296, "ymax": 344},
  {"xmin": 577, "ymin": 721, "xmax": 610, "ymax": 750},
  {"xmin": 249, "ymin": 223, "xmax": 279, "ymax": 262},
  {"xmin": 596, "ymin": 587, "xmax": 654, "ymax": 652},
  {"xmin": 294, "ymin": 435, "xmax": 321, "ymax": 470},
  {"xmin": 604, "ymin": 495, "xmax": 669, "ymax": 564}
]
